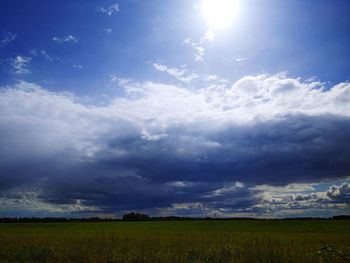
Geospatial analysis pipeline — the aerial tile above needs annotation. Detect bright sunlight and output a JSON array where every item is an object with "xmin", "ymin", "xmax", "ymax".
[{"xmin": 201, "ymin": 0, "xmax": 240, "ymax": 30}]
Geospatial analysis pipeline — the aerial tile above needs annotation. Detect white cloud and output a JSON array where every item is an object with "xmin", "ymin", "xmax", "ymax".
[
  {"xmin": 236, "ymin": 57, "xmax": 248, "ymax": 63},
  {"xmin": 141, "ymin": 128, "xmax": 168, "ymax": 141},
  {"xmin": 0, "ymin": 31, "xmax": 16, "ymax": 47},
  {"xmin": 202, "ymin": 30, "xmax": 216, "ymax": 42},
  {"xmin": 104, "ymin": 28, "xmax": 113, "ymax": 34},
  {"xmin": 99, "ymin": 3, "xmax": 119, "ymax": 16},
  {"xmin": 193, "ymin": 46, "xmax": 205, "ymax": 62},
  {"xmin": 40, "ymin": 50, "xmax": 53, "ymax": 61},
  {"xmin": 327, "ymin": 182, "xmax": 350, "ymax": 199},
  {"xmin": 73, "ymin": 64, "xmax": 83, "ymax": 69},
  {"xmin": 10, "ymin": 56, "xmax": 32, "ymax": 74},
  {"xmin": 204, "ymin": 74, "xmax": 218, "ymax": 81},
  {"xmin": 1, "ymin": 75, "xmax": 349, "ymax": 161},
  {"xmin": 30, "ymin": 49, "xmax": 62, "ymax": 62},
  {"xmin": 184, "ymin": 38, "xmax": 205, "ymax": 62},
  {"xmin": 53, "ymin": 35, "xmax": 79, "ymax": 44},
  {"xmin": 212, "ymin": 182, "xmax": 245, "ymax": 196},
  {"xmin": 2, "ymin": 75, "xmax": 349, "ymax": 140},
  {"xmin": 184, "ymin": 30, "xmax": 215, "ymax": 62},
  {"xmin": 153, "ymin": 63, "xmax": 199, "ymax": 82},
  {"xmin": 110, "ymin": 74, "xmax": 131, "ymax": 86},
  {"xmin": 252, "ymin": 184, "xmax": 316, "ymax": 194}
]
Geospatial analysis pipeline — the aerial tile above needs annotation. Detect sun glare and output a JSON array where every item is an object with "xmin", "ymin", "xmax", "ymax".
[{"xmin": 201, "ymin": 0, "xmax": 240, "ymax": 30}]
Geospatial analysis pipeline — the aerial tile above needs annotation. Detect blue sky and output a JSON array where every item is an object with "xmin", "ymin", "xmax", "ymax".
[
  {"xmin": 1, "ymin": 0, "xmax": 349, "ymax": 93},
  {"xmin": 0, "ymin": 0, "xmax": 349, "ymax": 218}
]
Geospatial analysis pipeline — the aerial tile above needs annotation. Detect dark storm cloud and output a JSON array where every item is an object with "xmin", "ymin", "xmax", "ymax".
[
  {"xmin": 0, "ymin": 76, "xmax": 350, "ymax": 215},
  {"xmin": 97, "ymin": 114, "xmax": 350, "ymax": 185}
]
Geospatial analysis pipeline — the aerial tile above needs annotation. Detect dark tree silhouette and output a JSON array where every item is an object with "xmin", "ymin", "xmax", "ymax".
[{"xmin": 122, "ymin": 212, "xmax": 150, "ymax": 221}]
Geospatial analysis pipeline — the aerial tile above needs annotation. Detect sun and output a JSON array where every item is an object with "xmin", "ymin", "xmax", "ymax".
[{"xmin": 201, "ymin": 0, "xmax": 240, "ymax": 30}]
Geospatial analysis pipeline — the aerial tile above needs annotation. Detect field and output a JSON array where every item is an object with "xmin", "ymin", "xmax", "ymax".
[{"xmin": 0, "ymin": 220, "xmax": 349, "ymax": 263}]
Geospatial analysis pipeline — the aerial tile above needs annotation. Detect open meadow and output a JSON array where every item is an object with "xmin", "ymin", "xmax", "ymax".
[{"xmin": 0, "ymin": 220, "xmax": 349, "ymax": 262}]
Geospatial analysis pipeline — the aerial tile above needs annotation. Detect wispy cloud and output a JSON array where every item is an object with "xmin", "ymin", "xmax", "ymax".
[
  {"xmin": 0, "ymin": 31, "xmax": 16, "ymax": 48},
  {"xmin": 98, "ymin": 3, "xmax": 119, "ymax": 16},
  {"xmin": 10, "ymin": 55, "xmax": 31, "ymax": 74},
  {"xmin": 202, "ymin": 30, "xmax": 216, "ymax": 42},
  {"xmin": 110, "ymin": 74, "xmax": 131, "ymax": 86},
  {"xmin": 30, "ymin": 49, "xmax": 62, "ymax": 62},
  {"xmin": 153, "ymin": 63, "xmax": 199, "ymax": 82},
  {"xmin": 104, "ymin": 28, "xmax": 113, "ymax": 34},
  {"xmin": 184, "ymin": 30, "xmax": 215, "ymax": 62},
  {"xmin": 236, "ymin": 57, "xmax": 248, "ymax": 63},
  {"xmin": 204, "ymin": 74, "xmax": 218, "ymax": 81},
  {"xmin": 52, "ymin": 35, "xmax": 79, "ymax": 44},
  {"xmin": 184, "ymin": 39, "xmax": 205, "ymax": 62}
]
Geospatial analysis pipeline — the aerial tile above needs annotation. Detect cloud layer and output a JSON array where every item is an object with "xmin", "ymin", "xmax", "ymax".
[{"xmin": 0, "ymin": 74, "xmax": 349, "ymax": 216}]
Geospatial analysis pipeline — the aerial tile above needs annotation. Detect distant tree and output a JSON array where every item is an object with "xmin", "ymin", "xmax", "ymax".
[{"xmin": 122, "ymin": 212, "xmax": 150, "ymax": 221}]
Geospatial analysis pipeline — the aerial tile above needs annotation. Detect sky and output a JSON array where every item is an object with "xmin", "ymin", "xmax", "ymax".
[{"xmin": 0, "ymin": 0, "xmax": 349, "ymax": 218}]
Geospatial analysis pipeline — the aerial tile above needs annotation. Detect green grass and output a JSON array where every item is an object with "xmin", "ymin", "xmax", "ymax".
[{"xmin": 0, "ymin": 220, "xmax": 349, "ymax": 262}]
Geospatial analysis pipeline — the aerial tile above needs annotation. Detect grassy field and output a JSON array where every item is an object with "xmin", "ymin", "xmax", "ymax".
[{"xmin": 0, "ymin": 220, "xmax": 349, "ymax": 262}]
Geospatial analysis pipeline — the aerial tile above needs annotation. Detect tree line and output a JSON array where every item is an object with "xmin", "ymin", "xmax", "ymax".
[{"xmin": 0, "ymin": 213, "xmax": 349, "ymax": 223}]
